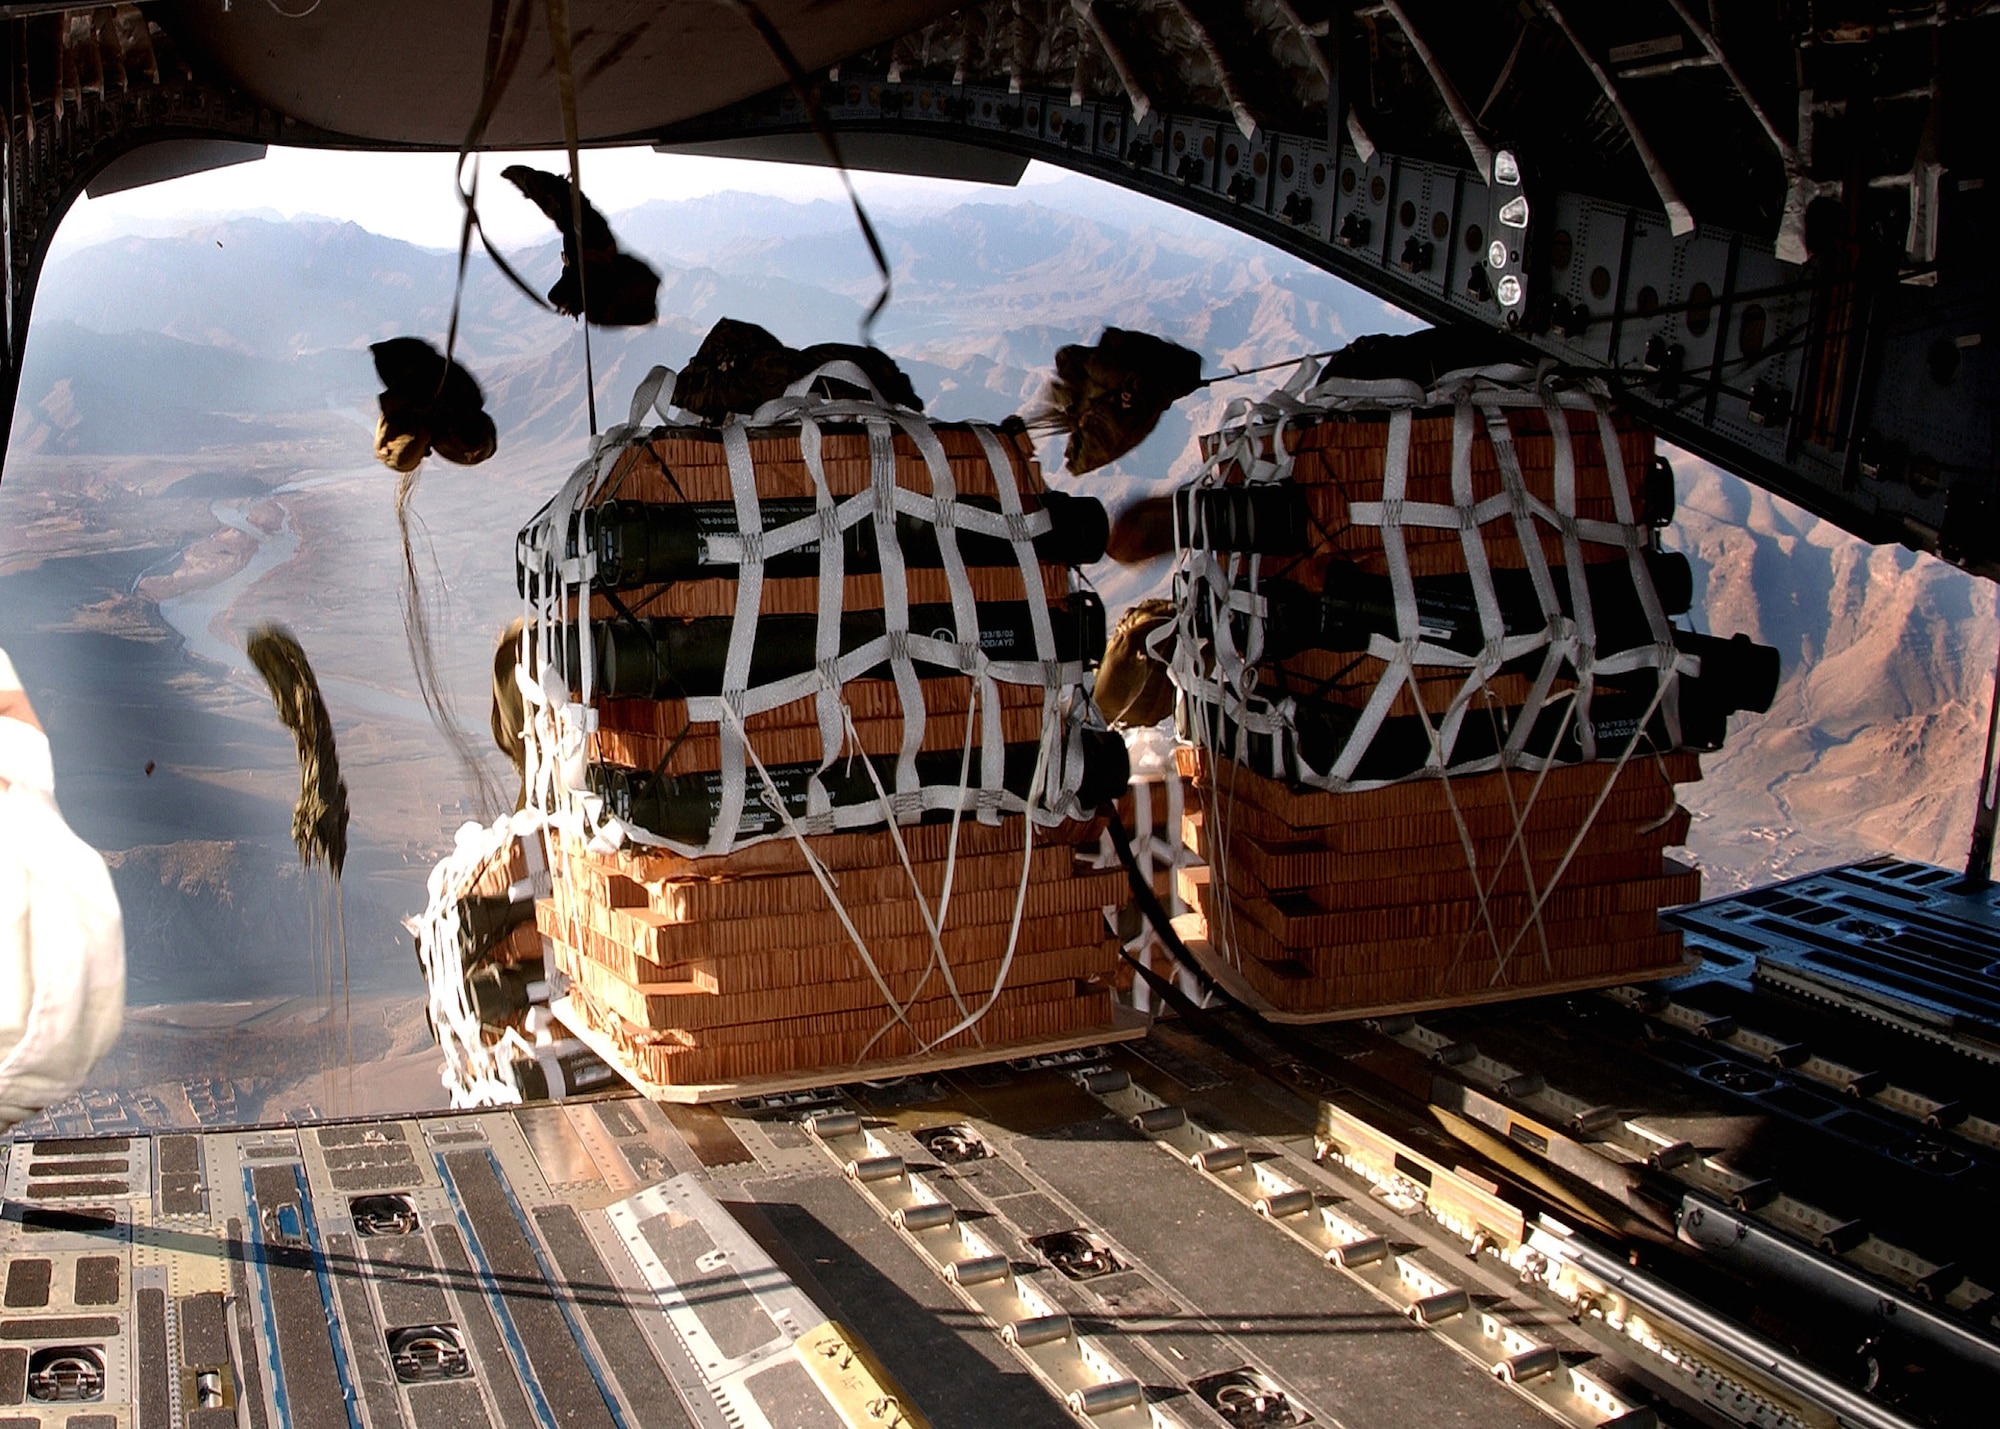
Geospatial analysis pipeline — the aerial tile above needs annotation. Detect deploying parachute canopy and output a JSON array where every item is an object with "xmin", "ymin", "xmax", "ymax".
[
  {"xmin": 672, "ymin": 317, "xmax": 924, "ymax": 420},
  {"xmin": 1094, "ymin": 599, "xmax": 1178, "ymax": 729},
  {"xmin": 1104, "ymin": 494, "xmax": 1178, "ymax": 565},
  {"xmin": 1313, "ymin": 328, "xmax": 1526, "ymax": 388},
  {"xmin": 371, "ymin": 337, "xmax": 497, "ymax": 474},
  {"xmin": 246, "ymin": 626, "xmax": 350, "ymax": 877},
  {"xmin": 1032, "ymin": 327, "xmax": 1202, "ymax": 474},
  {"xmin": 501, "ymin": 164, "xmax": 661, "ymax": 327}
]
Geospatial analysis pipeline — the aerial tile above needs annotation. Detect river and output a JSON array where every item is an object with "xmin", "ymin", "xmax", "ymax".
[{"xmin": 153, "ymin": 488, "xmax": 447, "ymax": 727}]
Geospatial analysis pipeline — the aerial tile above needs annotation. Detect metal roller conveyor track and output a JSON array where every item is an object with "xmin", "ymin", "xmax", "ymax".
[{"xmin": 6, "ymin": 865, "xmax": 1991, "ymax": 1429}]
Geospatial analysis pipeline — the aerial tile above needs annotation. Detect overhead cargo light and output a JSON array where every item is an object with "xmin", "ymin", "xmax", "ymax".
[
  {"xmin": 1498, "ymin": 196, "xmax": 1530, "ymax": 229},
  {"xmin": 1493, "ymin": 149, "xmax": 1522, "ymax": 186}
]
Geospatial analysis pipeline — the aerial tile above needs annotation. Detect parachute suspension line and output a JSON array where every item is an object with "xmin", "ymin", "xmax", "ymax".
[
  {"xmin": 1196, "ymin": 349, "xmax": 1342, "ymax": 390},
  {"xmin": 304, "ymin": 858, "xmax": 325, "ymax": 1114},
  {"xmin": 325, "ymin": 869, "xmax": 342, "ymax": 1114},
  {"xmin": 1499, "ymin": 669, "xmax": 1677, "ymax": 977},
  {"xmin": 840, "ymin": 697, "xmax": 977, "ymax": 1044},
  {"xmin": 717, "ymin": 701, "xmax": 926, "ymax": 1044},
  {"xmin": 722, "ymin": 0, "xmax": 892, "ymax": 343},
  {"xmin": 384, "ymin": 1, "xmax": 535, "ymax": 831},
  {"xmin": 445, "ymin": 153, "xmax": 481, "ymax": 376},
  {"xmin": 446, "ymin": 0, "xmax": 540, "ymax": 375},
  {"xmin": 1476, "ymin": 687, "xmax": 1574, "ymax": 971},
  {"xmin": 543, "ymin": 0, "xmax": 597, "ymax": 435},
  {"xmin": 243, "ymin": 626, "xmax": 353, "ymax": 1110},
  {"xmin": 335, "ymin": 875, "xmax": 353, "ymax": 1116},
  {"xmin": 857, "ymin": 677, "xmax": 981, "ymax": 1027},
  {"xmin": 320, "ymin": 872, "xmax": 336, "ymax": 1114},
  {"xmin": 395, "ymin": 471, "xmax": 506, "ymax": 817},
  {"xmin": 918, "ymin": 718, "xmax": 1052, "ymax": 1055}
]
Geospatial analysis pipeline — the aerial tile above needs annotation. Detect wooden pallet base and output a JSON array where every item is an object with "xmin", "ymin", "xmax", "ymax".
[
  {"xmin": 1169, "ymin": 914, "xmax": 1699, "ymax": 1024},
  {"xmin": 550, "ymin": 995, "xmax": 1151, "ymax": 1104}
]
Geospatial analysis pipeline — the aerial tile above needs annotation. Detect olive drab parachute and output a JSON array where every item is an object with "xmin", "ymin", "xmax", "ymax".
[
  {"xmin": 373, "ymin": 337, "xmax": 506, "ymax": 813},
  {"xmin": 501, "ymin": 164, "xmax": 661, "ymax": 328},
  {"xmin": 1032, "ymin": 328, "xmax": 1203, "ymax": 475},
  {"xmin": 797, "ymin": 341, "xmax": 925, "ymax": 411},
  {"xmin": 672, "ymin": 316, "xmax": 924, "ymax": 421},
  {"xmin": 370, "ymin": 338, "xmax": 498, "ymax": 474},
  {"xmin": 491, "ymin": 619, "xmax": 528, "ymax": 809},
  {"xmin": 669, "ymin": 318, "xmax": 805, "ymax": 420},
  {"xmin": 1314, "ymin": 328, "xmax": 1526, "ymax": 387},
  {"xmin": 1094, "ymin": 598, "xmax": 1178, "ymax": 729},
  {"xmin": 246, "ymin": 626, "xmax": 350, "ymax": 877},
  {"xmin": 1105, "ymin": 494, "xmax": 1179, "ymax": 566}
]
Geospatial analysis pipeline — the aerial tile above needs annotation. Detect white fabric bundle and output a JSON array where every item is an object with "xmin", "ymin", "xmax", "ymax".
[{"xmin": 0, "ymin": 647, "xmax": 126, "ymax": 1129}]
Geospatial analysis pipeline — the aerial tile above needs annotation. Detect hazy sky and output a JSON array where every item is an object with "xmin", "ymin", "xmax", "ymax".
[{"xmin": 58, "ymin": 143, "xmax": 1062, "ymax": 252}]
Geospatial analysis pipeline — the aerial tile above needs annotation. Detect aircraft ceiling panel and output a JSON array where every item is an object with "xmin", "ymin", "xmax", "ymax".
[{"xmin": 171, "ymin": 0, "xmax": 963, "ymax": 147}]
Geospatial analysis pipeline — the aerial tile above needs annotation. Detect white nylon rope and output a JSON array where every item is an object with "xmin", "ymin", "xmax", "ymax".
[
  {"xmin": 1494, "ymin": 666, "xmax": 1681, "ymax": 977},
  {"xmin": 848, "ymin": 681, "xmax": 985, "ymax": 1060},
  {"xmin": 718, "ymin": 701, "xmax": 925, "ymax": 1044},
  {"xmin": 413, "ymin": 811, "xmax": 547, "ymax": 1107},
  {"xmin": 840, "ymin": 698, "xmax": 978, "ymax": 1033}
]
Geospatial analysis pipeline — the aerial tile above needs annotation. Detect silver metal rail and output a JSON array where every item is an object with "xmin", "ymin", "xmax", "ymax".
[{"xmin": 1529, "ymin": 1220, "xmax": 1928, "ymax": 1429}]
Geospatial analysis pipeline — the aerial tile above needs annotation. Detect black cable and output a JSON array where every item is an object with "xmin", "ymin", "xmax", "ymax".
[
  {"xmin": 722, "ymin": 0, "xmax": 893, "ymax": 343},
  {"xmin": 1098, "ymin": 803, "xmax": 1245, "ymax": 1009},
  {"xmin": 444, "ymin": 0, "xmax": 550, "ymax": 371}
]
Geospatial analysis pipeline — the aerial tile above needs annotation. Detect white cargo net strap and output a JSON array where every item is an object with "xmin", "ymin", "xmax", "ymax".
[
  {"xmin": 410, "ymin": 810, "xmax": 548, "ymax": 1107},
  {"xmin": 516, "ymin": 362, "xmax": 1091, "ymax": 856},
  {"xmin": 1173, "ymin": 364, "xmax": 1697, "ymax": 985},
  {"xmin": 514, "ymin": 365, "xmax": 1097, "ymax": 1057}
]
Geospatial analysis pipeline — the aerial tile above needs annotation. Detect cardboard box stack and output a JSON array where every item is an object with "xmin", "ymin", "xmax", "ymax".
[
  {"xmin": 1182, "ymin": 748, "xmax": 1701, "ymax": 1013},
  {"xmin": 1182, "ymin": 400, "xmax": 1704, "ymax": 1017},
  {"xmin": 537, "ymin": 421, "xmax": 1130, "ymax": 1093}
]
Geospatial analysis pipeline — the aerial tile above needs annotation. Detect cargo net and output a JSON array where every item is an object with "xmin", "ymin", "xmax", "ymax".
[
  {"xmin": 1176, "ymin": 360, "xmax": 1691, "ymax": 787},
  {"xmin": 515, "ymin": 361, "xmax": 1103, "ymax": 860},
  {"xmin": 410, "ymin": 810, "xmax": 553, "ymax": 1106},
  {"xmin": 508, "ymin": 363, "xmax": 1122, "ymax": 1079},
  {"xmin": 1173, "ymin": 361, "xmax": 1699, "ymax": 991}
]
